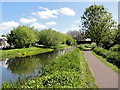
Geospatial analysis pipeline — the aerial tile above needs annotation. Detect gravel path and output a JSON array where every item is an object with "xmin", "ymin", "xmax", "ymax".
[{"xmin": 84, "ymin": 48, "xmax": 119, "ymax": 89}]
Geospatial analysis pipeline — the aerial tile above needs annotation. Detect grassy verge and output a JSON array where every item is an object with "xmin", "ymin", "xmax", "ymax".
[
  {"xmin": 2, "ymin": 48, "xmax": 97, "ymax": 88},
  {"xmin": 80, "ymin": 51, "xmax": 97, "ymax": 88},
  {"xmin": 91, "ymin": 50, "xmax": 120, "ymax": 74},
  {"xmin": 1, "ymin": 47, "xmax": 53, "ymax": 59},
  {"xmin": 50, "ymin": 44, "xmax": 72, "ymax": 50}
]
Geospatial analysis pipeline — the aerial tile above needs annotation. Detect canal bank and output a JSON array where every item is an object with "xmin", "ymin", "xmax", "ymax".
[
  {"xmin": 2, "ymin": 48, "xmax": 97, "ymax": 88},
  {"xmin": 0, "ymin": 46, "xmax": 74, "ymax": 85}
]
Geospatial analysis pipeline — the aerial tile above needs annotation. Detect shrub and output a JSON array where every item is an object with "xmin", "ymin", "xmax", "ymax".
[
  {"xmin": 106, "ymin": 51, "xmax": 120, "ymax": 68},
  {"xmin": 93, "ymin": 47, "xmax": 108, "ymax": 58},
  {"xmin": 79, "ymin": 45, "xmax": 86, "ymax": 50},
  {"xmin": 109, "ymin": 44, "xmax": 120, "ymax": 52},
  {"xmin": 84, "ymin": 44, "xmax": 91, "ymax": 48},
  {"xmin": 93, "ymin": 47, "xmax": 120, "ymax": 68}
]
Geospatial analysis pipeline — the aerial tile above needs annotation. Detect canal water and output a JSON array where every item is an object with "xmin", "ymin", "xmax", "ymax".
[{"xmin": 0, "ymin": 47, "xmax": 73, "ymax": 86}]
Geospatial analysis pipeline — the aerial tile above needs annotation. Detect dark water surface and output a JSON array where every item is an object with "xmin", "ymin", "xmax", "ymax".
[{"xmin": 0, "ymin": 47, "xmax": 73, "ymax": 85}]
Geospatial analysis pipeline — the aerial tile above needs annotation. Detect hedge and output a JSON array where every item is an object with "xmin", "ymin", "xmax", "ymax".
[{"xmin": 93, "ymin": 47, "xmax": 120, "ymax": 68}]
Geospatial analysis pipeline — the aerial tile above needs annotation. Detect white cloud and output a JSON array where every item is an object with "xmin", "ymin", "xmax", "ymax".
[
  {"xmin": 59, "ymin": 7, "xmax": 75, "ymax": 16},
  {"xmin": 69, "ymin": 26, "xmax": 79, "ymax": 31},
  {"xmin": 74, "ymin": 20, "xmax": 80, "ymax": 23},
  {"xmin": 46, "ymin": 21, "xmax": 56, "ymax": 26},
  {"xmin": 32, "ymin": 7, "xmax": 75, "ymax": 19},
  {"xmin": 32, "ymin": 7, "xmax": 58, "ymax": 19},
  {"xmin": 20, "ymin": 17, "xmax": 37, "ymax": 24},
  {"xmin": 71, "ymin": 25, "xmax": 75, "ymax": 27},
  {"xmin": 0, "ymin": 21, "xmax": 19, "ymax": 34},
  {"xmin": 30, "ymin": 22, "xmax": 47, "ymax": 29}
]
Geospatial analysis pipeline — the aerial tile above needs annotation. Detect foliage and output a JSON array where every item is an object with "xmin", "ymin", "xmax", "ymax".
[
  {"xmin": 38, "ymin": 29, "xmax": 64, "ymax": 48},
  {"xmin": 1, "ymin": 47, "xmax": 53, "ymax": 59},
  {"xmin": 81, "ymin": 5, "xmax": 116, "ymax": 46},
  {"xmin": 93, "ymin": 47, "xmax": 120, "ymax": 68},
  {"xmin": 65, "ymin": 35, "xmax": 76, "ymax": 46},
  {"xmin": 78, "ymin": 45, "xmax": 86, "ymax": 50},
  {"xmin": 1, "ymin": 34, "xmax": 6, "ymax": 37},
  {"xmin": 84, "ymin": 44, "xmax": 91, "ymax": 48},
  {"xmin": 113, "ymin": 25, "xmax": 120, "ymax": 45},
  {"xmin": 7, "ymin": 26, "xmax": 36, "ymax": 48},
  {"xmin": 91, "ymin": 51, "xmax": 120, "ymax": 74},
  {"xmin": 50, "ymin": 44, "xmax": 71, "ymax": 50},
  {"xmin": 109, "ymin": 44, "xmax": 120, "ymax": 52},
  {"xmin": 2, "ymin": 48, "xmax": 97, "ymax": 88}
]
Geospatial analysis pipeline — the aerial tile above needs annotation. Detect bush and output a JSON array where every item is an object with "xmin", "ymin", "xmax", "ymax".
[
  {"xmin": 91, "ymin": 44, "xmax": 97, "ymax": 49},
  {"xmin": 109, "ymin": 44, "xmax": 120, "ymax": 52},
  {"xmin": 106, "ymin": 52, "xmax": 120, "ymax": 68},
  {"xmin": 93, "ymin": 47, "xmax": 120, "ymax": 68},
  {"xmin": 79, "ymin": 45, "xmax": 86, "ymax": 50},
  {"xmin": 93, "ymin": 47, "xmax": 108, "ymax": 58},
  {"xmin": 84, "ymin": 44, "xmax": 91, "ymax": 48}
]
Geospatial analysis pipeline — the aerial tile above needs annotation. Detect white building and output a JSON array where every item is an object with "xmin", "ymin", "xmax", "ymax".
[{"xmin": 0, "ymin": 37, "xmax": 7, "ymax": 48}]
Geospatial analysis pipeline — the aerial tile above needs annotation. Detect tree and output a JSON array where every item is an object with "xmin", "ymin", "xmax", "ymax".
[
  {"xmin": 1, "ymin": 34, "xmax": 6, "ymax": 37},
  {"xmin": 7, "ymin": 26, "xmax": 36, "ymax": 48},
  {"xmin": 81, "ymin": 5, "xmax": 116, "ymax": 46},
  {"xmin": 65, "ymin": 35, "xmax": 76, "ymax": 46},
  {"xmin": 114, "ymin": 24, "xmax": 120, "ymax": 44},
  {"xmin": 38, "ymin": 29, "xmax": 63, "ymax": 47}
]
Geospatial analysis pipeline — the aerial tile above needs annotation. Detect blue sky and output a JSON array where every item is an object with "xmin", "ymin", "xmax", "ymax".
[{"xmin": 1, "ymin": 2, "xmax": 118, "ymax": 35}]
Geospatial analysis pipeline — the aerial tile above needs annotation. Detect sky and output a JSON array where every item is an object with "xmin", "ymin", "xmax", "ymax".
[{"xmin": 0, "ymin": 2, "xmax": 118, "ymax": 35}]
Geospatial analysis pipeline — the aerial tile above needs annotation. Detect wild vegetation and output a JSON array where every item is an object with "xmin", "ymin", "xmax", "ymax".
[
  {"xmin": 2, "ymin": 48, "xmax": 97, "ymax": 88},
  {"xmin": 92, "ymin": 47, "xmax": 120, "ymax": 68},
  {"xmin": 91, "ymin": 51, "xmax": 120, "ymax": 74}
]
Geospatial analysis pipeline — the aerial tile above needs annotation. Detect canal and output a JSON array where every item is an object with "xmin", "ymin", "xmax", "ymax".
[{"xmin": 0, "ymin": 47, "xmax": 74, "ymax": 86}]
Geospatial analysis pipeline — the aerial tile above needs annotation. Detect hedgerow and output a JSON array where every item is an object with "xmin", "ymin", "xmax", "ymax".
[
  {"xmin": 93, "ymin": 47, "xmax": 120, "ymax": 68},
  {"xmin": 109, "ymin": 44, "xmax": 120, "ymax": 52}
]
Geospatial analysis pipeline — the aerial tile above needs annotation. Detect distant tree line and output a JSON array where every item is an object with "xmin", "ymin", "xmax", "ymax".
[{"xmin": 6, "ymin": 26, "xmax": 76, "ymax": 48}]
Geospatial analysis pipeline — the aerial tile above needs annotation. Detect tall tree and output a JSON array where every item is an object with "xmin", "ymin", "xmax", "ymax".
[
  {"xmin": 38, "ymin": 29, "xmax": 63, "ymax": 47},
  {"xmin": 7, "ymin": 26, "xmax": 36, "ymax": 48},
  {"xmin": 81, "ymin": 4, "xmax": 116, "ymax": 46}
]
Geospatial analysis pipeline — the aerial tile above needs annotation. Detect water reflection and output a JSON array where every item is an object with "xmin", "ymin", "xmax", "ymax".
[
  {"xmin": 7, "ymin": 51, "xmax": 58, "ymax": 75},
  {"xmin": 0, "ymin": 47, "xmax": 74, "ymax": 83},
  {"xmin": 1, "ymin": 51, "xmax": 58, "ymax": 83}
]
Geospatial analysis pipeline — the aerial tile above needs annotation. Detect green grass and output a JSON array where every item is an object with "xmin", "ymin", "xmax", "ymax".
[
  {"xmin": 80, "ymin": 51, "xmax": 97, "ymax": 88},
  {"xmin": 91, "ymin": 50, "xmax": 120, "ymax": 74},
  {"xmin": 50, "ymin": 44, "xmax": 72, "ymax": 50},
  {"xmin": 2, "ymin": 48, "xmax": 97, "ymax": 88},
  {"xmin": 1, "ymin": 47, "xmax": 53, "ymax": 59}
]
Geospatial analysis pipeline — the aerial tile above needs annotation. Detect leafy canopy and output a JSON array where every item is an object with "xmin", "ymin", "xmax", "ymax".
[
  {"xmin": 7, "ymin": 26, "xmax": 36, "ymax": 48},
  {"xmin": 81, "ymin": 5, "xmax": 115, "ymax": 46}
]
